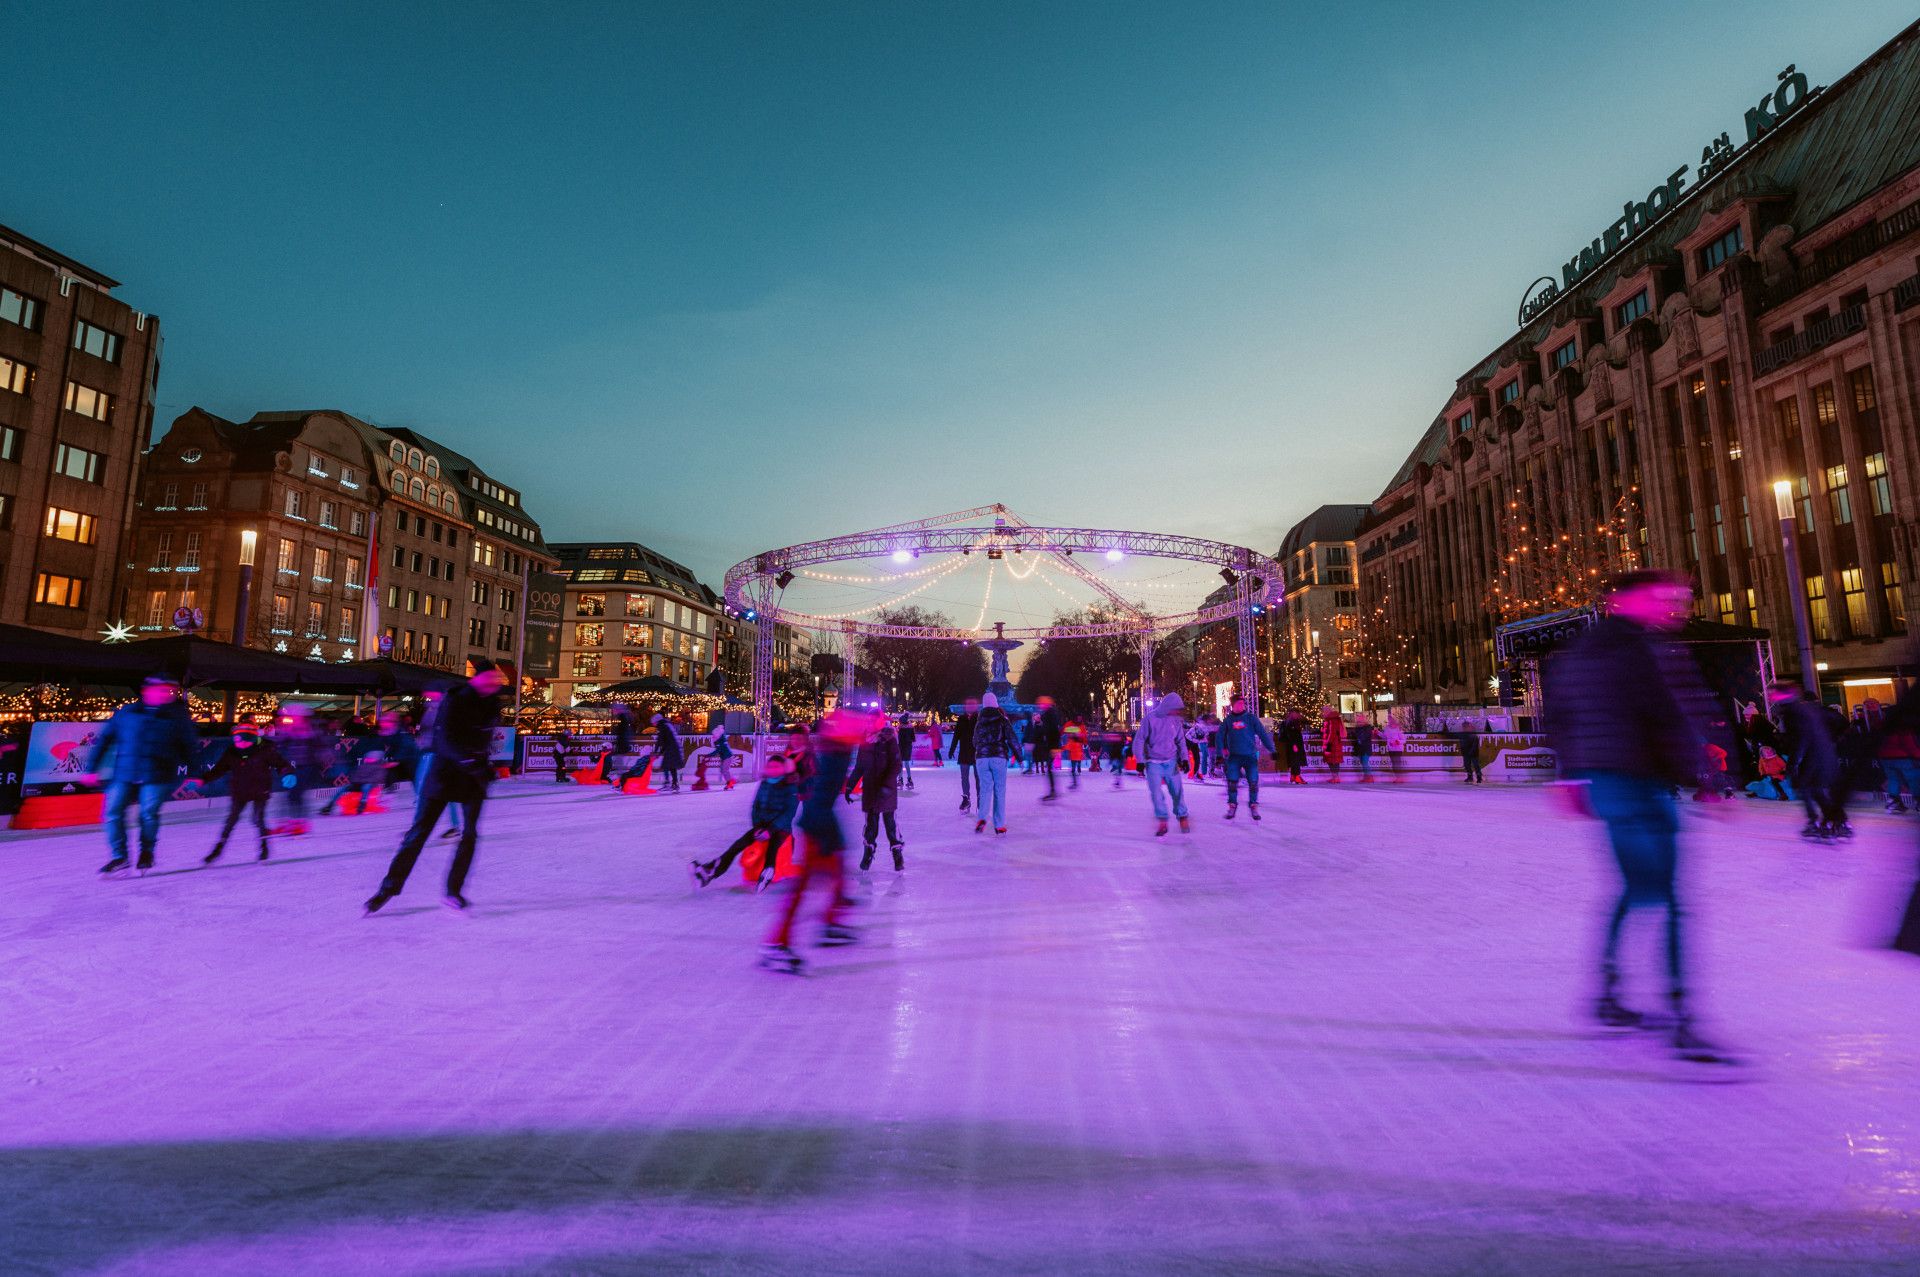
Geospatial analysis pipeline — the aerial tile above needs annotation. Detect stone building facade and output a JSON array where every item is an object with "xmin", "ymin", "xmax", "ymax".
[
  {"xmin": 1357, "ymin": 23, "xmax": 1920, "ymax": 709},
  {"xmin": 0, "ymin": 223, "xmax": 161, "ymax": 636},
  {"xmin": 548, "ymin": 541, "xmax": 721, "ymax": 707}
]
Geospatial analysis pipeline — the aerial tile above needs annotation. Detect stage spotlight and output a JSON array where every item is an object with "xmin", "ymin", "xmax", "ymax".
[
  {"xmin": 1219, "ymin": 568, "xmax": 1238, "ymax": 586},
  {"xmin": 774, "ymin": 570, "xmax": 794, "ymax": 589},
  {"xmin": 1105, "ymin": 548, "xmax": 1124, "ymax": 562},
  {"xmin": 891, "ymin": 550, "xmax": 912, "ymax": 563}
]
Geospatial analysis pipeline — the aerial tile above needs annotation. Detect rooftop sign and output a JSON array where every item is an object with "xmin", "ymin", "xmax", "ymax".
[{"xmin": 1518, "ymin": 65, "xmax": 1816, "ymax": 326}]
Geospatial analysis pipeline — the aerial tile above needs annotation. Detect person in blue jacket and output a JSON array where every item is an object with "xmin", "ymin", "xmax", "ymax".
[
  {"xmin": 88, "ymin": 675, "xmax": 200, "ymax": 874},
  {"xmin": 1215, "ymin": 696, "xmax": 1276, "ymax": 820}
]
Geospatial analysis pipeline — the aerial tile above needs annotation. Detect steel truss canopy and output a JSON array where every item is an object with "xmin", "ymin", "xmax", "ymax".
[{"xmin": 724, "ymin": 504, "xmax": 1285, "ymax": 642}]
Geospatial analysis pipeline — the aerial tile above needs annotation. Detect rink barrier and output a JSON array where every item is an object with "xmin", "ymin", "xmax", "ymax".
[{"xmin": 11, "ymin": 793, "xmax": 105, "ymax": 829}]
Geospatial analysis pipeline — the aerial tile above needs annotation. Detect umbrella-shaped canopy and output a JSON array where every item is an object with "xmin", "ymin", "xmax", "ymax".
[
  {"xmin": 0, "ymin": 623, "xmax": 148, "ymax": 683},
  {"xmin": 334, "ymin": 657, "xmax": 458, "ymax": 694},
  {"xmin": 127, "ymin": 635, "xmax": 370, "ymax": 692},
  {"xmin": 575, "ymin": 675, "xmax": 702, "ymax": 704}
]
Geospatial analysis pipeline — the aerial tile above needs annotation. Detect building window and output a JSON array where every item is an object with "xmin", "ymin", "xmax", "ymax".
[
  {"xmin": 144, "ymin": 589, "xmax": 167, "ymax": 627},
  {"xmin": 499, "ymin": 588, "xmax": 515, "ymax": 613},
  {"xmin": 468, "ymin": 617, "xmax": 487, "ymax": 645},
  {"xmin": 1851, "ymin": 366, "xmax": 1878, "ymax": 414},
  {"xmin": 409, "ymin": 551, "xmax": 422, "ymax": 573},
  {"xmin": 1794, "ymin": 476, "xmax": 1813, "ymax": 533},
  {"xmin": 623, "ymin": 623, "xmax": 651, "ymax": 647},
  {"xmin": 188, "ymin": 481, "xmax": 207, "ymax": 510},
  {"xmin": 153, "ymin": 532, "xmax": 173, "ymax": 570},
  {"xmin": 572, "ymin": 651, "xmax": 600, "ymax": 677},
  {"xmin": 1824, "ymin": 465, "xmax": 1852, "ymax": 526},
  {"xmin": 390, "ymin": 544, "xmax": 404, "ymax": 569},
  {"xmin": 1612, "ymin": 290, "xmax": 1649, "ymax": 329},
  {"xmin": 339, "ymin": 607, "xmax": 357, "ymax": 640},
  {"xmin": 0, "ymin": 425, "xmax": 18, "ymax": 462},
  {"xmin": 1453, "ymin": 410, "xmax": 1474, "ymax": 436},
  {"xmin": 678, "ymin": 633, "xmax": 692, "ymax": 656},
  {"xmin": 1711, "ymin": 504, "xmax": 1726, "ymax": 556},
  {"xmin": 1805, "ymin": 575, "xmax": 1831, "ymax": 642},
  {"xmin": 33, "ymin": 572, "xmax": 87, "ymax": 609},
  {"xmin": 471, "ymin": 581, "xmax": 490, "ymax": 606},
  {"xmin": 1741, "ymin": 496, "xmax": 1752, "ymax": 549},
  {"xmin": 53, "ymin": 442, "xmax": 104, "ymax": 483},
  {"xmin": 43, "ymin": 507, "xmax": 98, "ymax": 545},
  {"xmin": 576, "ymin": 622, "xmax": 604, "ymax": 647},
  {"xmin": 349, "ymin": 510, "xmax": 367, "ymax": 537},
  {"xmin": 0, "ymin": 353, "xmax": 32, "ymax": 395},
  {"xmin": 285, "ymin": 490, "xmax": 305, "ymax": 519},
  {"xmin": 313, "ymin": 547, "xmax": 332, "ymax": 581},
  {"xmin": 265, "ymin": 593, "xmax": 290, "ymax": 630},
  {"xmin": 340, "ymin": 465, "xmax": 359, "ymax": 490},
  {"xmin": 1840, "ymin": 567, "xmax": 1869, "ymax": 638},
  {"xmin": 625, "ymin": 594, "xmax": 653, "ymax": 618},
  {"xmin": 389, "ymin": 441, "xmax": 405, "ymax": 464},
  {"xmin": 406, "ymin": 589, "xmax": 419, "ymax": 613},
  {"xmin": 276, "ymin": 537, "xmax": 297, "ymax": 573},
  {"xmin": 1498, "ymin": 380, "xmax": 1520, "ymax": 405},
  {"xmin": 344, "ymin": 555, "xmax": 363, "ymax": 589},
  {"xmin": 0, "ymin": 287, "xmax": 42, "ymax": 331},
  {"xmin": 1699, "ymin": 224, "xmax": 1744, "ymax": 272},
  {"xmin": 496, "ymin": 623, "xmax": 513, "ymax": 651},
  {"xmin": 182, "ymin": 531, "xmax": 202, "ymax": 570},
  {"xmin": 1865, "ymin": 453, "xmax": 1892, "ymax": 517},
  {"xmin": 621, "ymin": 653, "xmax": 647, "ymax": 677},
  {"xmin": 1716, "ymin": 592, "xmax": 1735, "ymax": 625},
  {"xmin": 71, "ymin": 319, "xmax": 122, "ymax": 363},
  {"xmin": 318, "ymin": 500, "xmax": 338, "ymax": 529},
  {"xmin": 577, "ymin": 592, "xmax": 605, "ymax": 617},
  {"xmin": 304, "ymin": 600, "xmax": 324, "ymax": 637},
  {"xmin": 1550, "ymin": 340, "xmax": 1578, "ymax": 371},
  {"xmin": 1882, "ymin": 562, "xmax": 1906, "ymax": 633},
  {"xmin": 63, "ymin": 381, "xmax": 112, "ymax": 422}
]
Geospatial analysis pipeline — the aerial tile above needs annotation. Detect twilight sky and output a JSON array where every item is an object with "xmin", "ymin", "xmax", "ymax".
[{"xmin": 6, "ymin": 1, "xmax": 1911, "ymax": 587}]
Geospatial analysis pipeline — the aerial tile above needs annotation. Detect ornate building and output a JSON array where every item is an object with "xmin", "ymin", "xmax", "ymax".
[
  {"xmin": 1358, "ymin": 23, "xmax": 1920, "ymax": 710},
  {"xmin": 548, "ymin": 541, "xmax": 721, "ymax": 706},
  {"xmin": 0, "ymin": 222, "xmax": 161, "ymax": 636}
]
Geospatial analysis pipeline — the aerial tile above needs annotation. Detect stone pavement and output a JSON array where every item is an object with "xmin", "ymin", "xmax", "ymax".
[{"xmin": 2, "ymin": 766, "xmax": 1916, "ymax": 1275}]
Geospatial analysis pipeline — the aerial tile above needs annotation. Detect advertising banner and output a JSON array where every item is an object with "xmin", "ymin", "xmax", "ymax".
[{"xmin": 25, "ymin": 721, "xmax": 107, "ymax": 786}]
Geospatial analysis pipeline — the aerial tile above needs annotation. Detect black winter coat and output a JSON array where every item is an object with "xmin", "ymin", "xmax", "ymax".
[
  {"xmin": 972, "ymin": 709, "xmax": 1017, "ymax": 760},
  {"xmin": 948, "ymin": 713, "xmax": 977, "ymax": 764},
  {"xmin": 850, "ymin": 728, "xmax": 902, "ymax": 813},
  {"xmin": 203, "ymin": 740, "xmax": 288, "ymax": 802},
  {"xmin": 1544, "ymin": 615, "xmax": 1716, "ymax": 785},
  {"xmin": 1777, "ymin": 696, "xmax": 1840, "ymax": 785}
]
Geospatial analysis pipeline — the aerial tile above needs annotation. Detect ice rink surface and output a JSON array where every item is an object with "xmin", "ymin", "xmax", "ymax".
[{"xmin": 3, "ymin": 764, "xmax": 1917, "ymax": 1276}]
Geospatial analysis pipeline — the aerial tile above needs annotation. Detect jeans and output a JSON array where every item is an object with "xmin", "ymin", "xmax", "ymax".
[
  {"xmin": 1222, "ymin": 756, "xmax": 1258, "ymax": 805},
  {"xmin": 104, "ymin": 781, "xmax": 170, "ymax": 859},
  {"xmin": 769, "ymin": 832, "xmax": 845, "ymax": 947},
  {"xmin": 974, "ymin": 757, "xmax": 1009, "ymax": 827},
  {"xmin": 1145, "ymin": 760, "xmax": 1189, "ymax": 821},
  {"xmin": 417, "ymin": 754, "xmax": 460, "ymax": 829},
  {"xmin": 957, "ymin": 756, "xmax": 973, "ymax": 804},
  {"xmin": 1355, "ymin": 751, "xmax": 1372, "ymax": 778},
  {"xmin": 1194, "ymin": 745, "xmax": 1211, "ymax": 777},
  {"xmin": 379, "ymin": 762, "xmax": 487, "ymax": 897},
  {"xmin": 1585, "ymin": 771, "xmax": 1685, "ymax": 1001},
  {"xmin": 862, "ymin": 809, "xmax": 901, "ymax": 849},
  {"xmin": 1882, "ymin": 759, "xmax": 1920, "ymax": 803},
  {"xmin": 900, "ymin": 752, "xmax": 913, "ymax": 786}
]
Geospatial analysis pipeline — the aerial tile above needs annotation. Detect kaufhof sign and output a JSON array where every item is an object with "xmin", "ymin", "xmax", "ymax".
[{"xmin": 1518, "ymin": 65, "xmax": 1816, "ymax": 326}]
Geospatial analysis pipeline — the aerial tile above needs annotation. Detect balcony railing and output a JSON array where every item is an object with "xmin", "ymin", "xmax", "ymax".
[
  {"xmin": 1755, "ymin": 195, "xmax": 1920, "ymax": 312},
  {"xmin": 1894, "ymin": 273, "xmax": 1920, "ymax": 313},
  {"xmin": 1753, "ymin": 303, "xmax": 1866, "ymax": 377}
]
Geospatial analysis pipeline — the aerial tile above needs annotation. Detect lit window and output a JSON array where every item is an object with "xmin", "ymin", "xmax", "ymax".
[
  {"xmin": 345, "ymin": 556, "xmax": 364, "ymax": 589},
  {"xmin": 1865, "ymin": 453, "xmax": 1892, "ymax": 516},
  {"xmin": 1881, "ymin": 562, "xmax": 1906, "ymax": 633},
  {"xmin": 624, "ymin": 623, "xmax": 651, "ymax": 647},
  {"xmin": 1805, "ymin": 575, "xmax": 1831, "ymax": 642},
  {"xmin": 1840, "ymin": 567, "xmax": 1868, "ymax": 638},
  {"xmin": 572, "ymin": 651, "xmax": 601, "ymax": 677},
  {"xmin": 0, "ymin": 353, "xmax": 32, "ymax": 395},
  {"xmin": 576, "ymin": 592, "xmax": 605, "ymax": 617},
  {"xmin": 313, "ymin": 547, "xmax": 332, "ymax": 581},
  {"xmin": 63, "ymin": 381, "xmax": 112, "ymax": 422},
  {"xmin": 43, "ymin": 507, "xmax": 98, "ymax": 544},
  {"xmin": 33, "ymin": 572, "xmax": 87, "ymax": 608},
  {"xmin": 72, "ymin": 320, "xmax": 122, "ymax": 363},
  {"xmin": 339, "ymin": 607, "xmax": 356, "ymax": 640},
  {"xmin": 305, "ymin": 600, "xmax": 324, "ymax": 637},
  {"xmin": 1825, "ymin": 464, "xmax": 1852, "ymax": 526},
  {"xmin": 576, "ymin": 622, "xmax": 604, "ymax": 646},
  {"xmin": 625, "ymin": 594, "xmax": 653, "ymax": 618},
  {"xmin": 318, "ymin": 500, "xmax": 337, "ymax": 529}
]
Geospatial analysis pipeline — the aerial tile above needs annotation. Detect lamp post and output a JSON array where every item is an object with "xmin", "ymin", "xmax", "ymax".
[
  {"xmin": 1773, "ymin": 480, "xmax": 1819, "ymax": 695},
  {"xmin": 232, "ymin": 529, "xmax": 258, "ymax": 646},
  {"xmin": 1310, "ymin": 628, "xmax": 1323, "ymax": 703}
]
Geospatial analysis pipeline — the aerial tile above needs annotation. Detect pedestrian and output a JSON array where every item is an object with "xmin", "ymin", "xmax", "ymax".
[
  {"xmin": 896, "ymin": 714, "xmax": 917, "ymax": 791},
  {"xmin": 971, "ymin": 692, "xmax": 1017, "ymax": 834},
  {"xmin": 1062, "ymin": 715, "xmax": 1086, "ymax": 789},
  {"xmin": 1874, "ymin": 659, "xmax": 1920, "ymax": 956},
  {"xmin": 691, "ymin": 730, "xmax": 807, "ymax": 890},
  {"xmin": 272, "ymin": 704, "xmax": 327, "ymax": 835},
  {"xmin": 551, "ymin": 728, "xmax": 575, "ymax": 784},
  {"xmin": 761, "ymin": 705, "xmax": 866, "ymax": 973},
  {"xmin": 1880, "ymin": 708, "xmax": 1920, "ymax": 813},
  {"xmin": 949, "ymin": 697, "xmax": 979, "ymax": 813},
  {"xmin": 651, "ymin": 712, "xmax": 684, "ymax": 792},
  {"xmin": 1216, "ymin": 695, "xmax": 1274, "ymax": 820},
  {"xmin": 1321, "ymin": 706, "xmax": 1346, "ymax": 783},
  {"xmin": 1544, "ymin": 568, "xmax": 1735, "ymax": 1063},
  {"xmin": 1134, "ymin": 692, "xmax": 1191, "ymax": 836},
  {"xmin": 197, "ymin": 724, "xmax": 287, "ymax": 863},
  {"xmin": 849, "ymin": 714, "xmax": 905, "ymax": 870},
  {"xmin": 89, "ymin": 674, "xmax": 200, "ymax": 875},
  {"xmin": 1278, "ymin": 711, "xmax": 1307, "ymax": 785},
  {"xmin": 1769, "ymin": 683, "xmax": 1847, "ymax": 839},
  {"xmin": 708, "ymin": 720, "xmax": 736, "ymax": 790},
  {"xmin": 1456, "ymin": 717, "xmax": 1485, "ymax": 783},
  {"xmin": 363, "ymin": 659, "xmax": 510, "ymax": 914},
  {"xmin": 1352, "ymin": 716, "xmax": 1375, "ymax": 782},
  {"xmin": 1032, "ymin": 696, "xmax": 1063, "ymax": 801}
]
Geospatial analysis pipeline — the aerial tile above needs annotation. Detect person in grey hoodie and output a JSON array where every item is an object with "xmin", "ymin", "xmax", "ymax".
[{"xmin": 1132, "ymin": 692, "xmax": 1191, "ymax": 835}]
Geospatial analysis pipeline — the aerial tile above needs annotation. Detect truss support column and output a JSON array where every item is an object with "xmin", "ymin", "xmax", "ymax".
[
  {"xmin": 1139, "ymin": 636, "xmax": 1155, "ymax": 719},
  {"xmin": 752, "ymin": 603, "xmax": 776, "ymax": 739},
  {"xmin": 1235, "ymin": 565, "xmax": 1259, "ymax": 714},
  {"xmin": 841, "ymin": 620, "xmax": 857, "ymax": 702}
]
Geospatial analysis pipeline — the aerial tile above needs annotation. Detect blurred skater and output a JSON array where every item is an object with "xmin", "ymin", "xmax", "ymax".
[
  {"xmin": 89, "ymin": 674, "xmax": 199, "ymax": 875},
  {"xmin": 198, "ymin": 724, "xmax": 287, "ymax": 863},
  {"xmin": 1546, "ymin": 569, "xmax": 1736, "ymax": 1064},
  {"xmin": 1062, "ymin": 715, "xmax": 1086, "ymax": 788},
  {"xmin": 1321, "ymin": 707, "xmax": 1346, "ymax": 783},
  {"xmin": 1033, "ymin": 696, "xmax": 1063, "ymax": 801},
  {"xmin": 1770, "ymin": 683, "xmax": 1847, "ymax": 839},
  {"xmin": 762, "ymin": 704, "xmax": 867, "ymax": 972}
]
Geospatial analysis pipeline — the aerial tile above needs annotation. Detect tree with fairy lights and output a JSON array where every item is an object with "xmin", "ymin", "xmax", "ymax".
[{"xmin": 1484, "ymin": 483, "xmax": 1643, "ymax": 626}]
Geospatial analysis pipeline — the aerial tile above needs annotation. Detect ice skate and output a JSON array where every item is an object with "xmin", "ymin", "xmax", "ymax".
[
  {"xmin": 1249, "ymin": 804, "xmax": 1261, "ymax": 821},
  {"xmin": 891, "ymin": 843, "xmax": 905, "ymax": 871},
  {"xmin": 439, "ymin": 827, "xmax": 460, "ymax": 839},
  {"xmin": 759, "ymin": 943, "xmax": 805, "ymax": 974},
  {"xmin": 1831, "ymin": 822, "xmax": 1855, "ymax": 840},
  {"xmin": 1225, "ymin": 803, "xmax": 1236, "ymax": 820},
  {"xmin": 1592, "ymin": 995, "xmax": 1645, "ymax": 1029},
  {"xmin": 362, "ymin": 891, "xmax": 393, "ymax": 916},
  {"xmin": 1672, "ymin": 1020, "xmax": 1742, "ymax": 1065},
  {"xmin": 755, "ymin": 866, "xmax": 776, "ymax": 893},
  {"xmin": 688, "ymin": 860, "xmax": 710, "ymax": 889},
  {"xmin": 442, "ymin": 893, "xmax": 471, "ymax": 913},
  {"xmin": 257, "ymin": 841, "xmax": 271, "ymax": 861},
  {"xmin": 1799, "ymin": 821, "xmax": 1829, "ymax": 841},
  {"xmin": 136, "ymin": 850, "xmax": 155, "ymax": 874},
  {"xmin": 859, "ymin": 845, "xmax": 876, "ymax": 871},
  {"xmin": 818, "ymin": 923, "xmax": 857, "ymax": 947},
  {"xmin": 1155, "ymin": 820, "xmax": 1169, "ymax": 837},
  {"xmin": 203, "ymin": 843, "xmax": 226, "ymax": 865},
  {"xmin": 99, "ymin": 856, "xmax": 130, "ymax": 876}
]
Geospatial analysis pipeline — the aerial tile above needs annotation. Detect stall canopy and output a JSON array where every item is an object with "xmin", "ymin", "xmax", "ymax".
[
  {"xmin": 574, "ymin": 676, "xmax": 701, "ymax": 705},
  {"xmin": 0, "ymin": 625, "xmax": 449, "ymax": 695},
  {"xmin": 335, "ymin": 657, "xmax": 457, "ymax": 694}
]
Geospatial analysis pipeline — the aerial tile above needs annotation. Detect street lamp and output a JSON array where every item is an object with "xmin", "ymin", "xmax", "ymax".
[
  {"xmin": 1310, "ymin": 628, "xmax": 1323, "ymax": 702},
  {"xmin": 1773, "ymin": 480, "xmax": 1819, "ymax": 694},
  {"xmin": 232, "ymin": 528, "xmax": 258, "ymax": 646}
]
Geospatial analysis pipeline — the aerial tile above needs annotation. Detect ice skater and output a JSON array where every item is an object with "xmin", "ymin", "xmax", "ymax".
[
  {"xmin": 1351, "ymin": 717, "xmax": 1375, "ymax": 782},
  {"xmin": 651, "ymin": 713, "xmax": 684, "ymax": 791},
  {"xmin": 1032, "ymin": 696, "xmax": 1063, "ymax": 801},
  {"xmin": 849, "ymin": 714, "xmax": 905, "ymax": 870},
  {"xmin": 1106, "ymin": 727, "xmax": 1128, "ymax": 787},
  {"xmin": 691, "ymin": 731, "xmax": 807, "ymax": 890},
  {"xmin": 896, "ymin": 714, "xmax": 916, "ymax": 791},
  {"xmin": 198, "ymin": 724, "xmax": 287, "ymax": 863},
  {"xmin": 762, "ymin": 704, "xmax": 867, "ymax": 973},
  {"xmin": 971, "ymin": 693, "xmax": 1017, "ymax": 834},
  {"xmin": 1134, "ymin": 692, "xmax": 1191, "ymax": 836},
  {"xmin": 1545, "ymin": 569, "xmax": 1736, "ymax": 1064},
  {"xmin": 707, "ymin": 721, "xmax": 736, "ymax": 789},
  {"xmin": 1062, "ymin": 715, "xmax": 1086, "ymax": 789},
  {"xmin": 950, "ymin": 697, "xmax": 979, "ymax": 813},
  {"xmin": 1216, "ymin": 695, "xmax": 1274, "ymax": 820},
  {"xmin": 364, "ymin": 659, "xmax": 509, "ymax": 915},
  {"xmin": 1278, "ymin": 711, "xmax": 1307, "ymax": 785},
  {"xmin": 88, "ymin": 674, "xmax": 200, "ymax": 875},
  {"xmin": 1770, "ymin": 683, "xmax": 1847, "ymax": 839}
]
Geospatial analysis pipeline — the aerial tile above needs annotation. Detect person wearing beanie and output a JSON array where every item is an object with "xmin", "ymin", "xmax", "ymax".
[
  {"xmin": 196, "ymin": 724, "xmax": 288, "ymax": 862},
  {"xmin": 971, "ymin": 692, "xmax": 1017, "ymax": 833}
]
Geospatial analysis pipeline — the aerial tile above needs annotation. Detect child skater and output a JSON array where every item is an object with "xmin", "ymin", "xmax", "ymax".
[
  {"xmin": 690, "ymin": 731, "xmax": 807, "ymax": 890},
  {"xmin": 762, "ymin": 705, "xmax": 867, "ymax": 974},
  {"xmin": 198, "ymin": 724, "xmax": 287, "ymax": 863}
]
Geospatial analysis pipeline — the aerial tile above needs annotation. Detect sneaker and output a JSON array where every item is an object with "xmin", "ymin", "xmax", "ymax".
[
  {"xmin": 1249, "ymin": 804, "xmax": 1261, "ymax": 821},
  {"xmin": 819, "ymin": 923, "xmax": 858, "ymax": 948},
  {"xmin": 759, "ymin": 943, "xmax": 804, "ymax": 974},
  {"xmin": 363, "ymin": 891, "xmax": 393, "ymax": 916},
  {"xmin": 1225, "ymin": 804, "xmax": 1236, "ymax": 820},
  {"xmin": 442, "ymin": 893, "xmax": 471, "ymax": 912},
  {"xmin": 99, "ymin": 856, "xmax": 130, "ymax": 875}
]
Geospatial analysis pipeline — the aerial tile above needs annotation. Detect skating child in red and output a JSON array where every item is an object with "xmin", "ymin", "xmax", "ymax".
[
  {"xmin": 761, "ymin": 705, "xmax": 868, "ymax": 974},
  {"xmin": 691, "ymin": 732, "xmax": 806, "ymax": 890}
]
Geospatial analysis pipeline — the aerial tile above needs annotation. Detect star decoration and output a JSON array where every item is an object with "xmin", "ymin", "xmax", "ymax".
[{"xmin": 100, "ymin": 622, "xmax": 135, "ymax": 643}]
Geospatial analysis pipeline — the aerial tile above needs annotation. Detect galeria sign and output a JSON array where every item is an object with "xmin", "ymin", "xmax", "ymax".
[{"xmin": 1518, "ymin": 65, "xmax": 1814, "ymax": 326}]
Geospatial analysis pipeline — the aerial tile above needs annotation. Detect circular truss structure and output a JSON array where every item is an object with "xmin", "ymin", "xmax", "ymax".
[
  {"xmin": 724, "ymin": 505, "xmax": 1284, "ymax": 640},
  {"xmin": 725, "ymin": 505, "xmax": 1285, "ymax": 733}
]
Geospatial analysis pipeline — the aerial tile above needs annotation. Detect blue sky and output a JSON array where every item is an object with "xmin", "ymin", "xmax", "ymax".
[{"xmin": 7, "ymin": 0, "xmax": 1912, "ymax": 586}]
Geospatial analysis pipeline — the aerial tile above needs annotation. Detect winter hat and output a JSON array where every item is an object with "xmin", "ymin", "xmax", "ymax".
[{"xmin": 982, "ymin": 693, "xmax": 999, "ymax": 708}]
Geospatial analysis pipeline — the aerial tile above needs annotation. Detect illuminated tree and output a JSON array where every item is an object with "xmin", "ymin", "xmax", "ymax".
[{"xmin": 1485, "ymin": 483, "xmax": 1643, "ymax": 625}]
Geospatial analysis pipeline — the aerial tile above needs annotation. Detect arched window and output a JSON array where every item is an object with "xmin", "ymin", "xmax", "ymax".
[
  {"xmin": 389, "ymin": 441, "xmax": 405, "ymax": 464},
  {"xmin": 409, "ymin": 477, "xmax": 425, "ymax": 500},
  {"xmin": 407, "ymin": 448, "xmax": 424, "ymax": 471},
  {"xmin": 387, "ymin": 469, "xmax": 403, "ymax": 489},
  {"xmin": 426, "ymin": 484, "xmax": 439, "ymax": 507},
  {"xmin": 424, "ymin": 457, "xmax": 440, "ymax": 478},
  {"xmin": 442, "ymin": 493, "xmax": 458, "ymax": 514}
]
